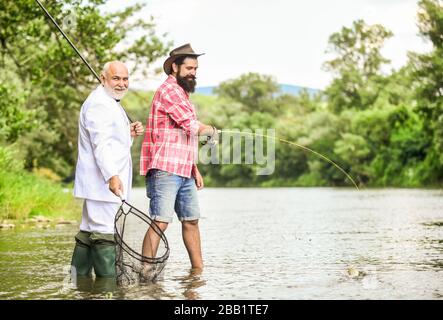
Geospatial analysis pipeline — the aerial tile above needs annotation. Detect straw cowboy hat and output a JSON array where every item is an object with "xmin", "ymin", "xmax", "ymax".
[{"xmin": 163, "ymin": 43, "xmax": 205, "ymax": 75}]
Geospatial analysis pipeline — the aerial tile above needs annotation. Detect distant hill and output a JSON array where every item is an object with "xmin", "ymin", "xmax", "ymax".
[
  {"xmin": 195, "ymin": 84, "xmax": 320, "ymax": 96},
  {"xmin": 279, "ymin": 84, "xmax": 319, "ymax": 96}
]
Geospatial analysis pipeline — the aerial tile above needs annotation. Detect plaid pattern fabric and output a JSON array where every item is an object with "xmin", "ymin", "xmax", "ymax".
[{"xmin": 140, "ymin": 75, "xmax": 199, "ymax": 178}]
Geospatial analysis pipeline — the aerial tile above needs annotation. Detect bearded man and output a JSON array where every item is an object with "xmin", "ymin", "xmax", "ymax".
[{"xmin": 140, "ymin": 44, "xmax": 217, "ymax": 270}]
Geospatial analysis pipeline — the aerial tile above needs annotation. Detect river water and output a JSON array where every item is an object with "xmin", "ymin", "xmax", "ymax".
[{"xmin": 0, "ymin": 188, "xmax": 442, "ymax": 299}]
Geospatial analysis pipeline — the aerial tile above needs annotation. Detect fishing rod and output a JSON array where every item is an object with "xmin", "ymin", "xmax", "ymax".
[
  {"xmin": 35, "ymin": 0, "xmax": 133, "ymax": 122},
  {"xmin": 218, "ymin": 130, "xmax": 360, "ymax": 190},
  {"xmin": 35, "ymin": 0, "xmax": 100, "ymax": 82}
]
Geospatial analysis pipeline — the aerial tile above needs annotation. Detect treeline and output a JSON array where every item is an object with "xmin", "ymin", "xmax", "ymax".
[{"xmin": 129, "ymin": 0, "xmax": 443, "ymax": 188}]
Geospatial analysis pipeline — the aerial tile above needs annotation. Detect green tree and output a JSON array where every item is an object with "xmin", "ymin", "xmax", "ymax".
[
  {"xmin": 0, "ymin": 82, "xmax": 35, "ymax": 143},
  {"xmin": 215, "ymin": 72, "xmax": 280, "ymax": 115},
  {"xmin": 323, "ymin": 20, "xmax": 393, "ymax": 113}
]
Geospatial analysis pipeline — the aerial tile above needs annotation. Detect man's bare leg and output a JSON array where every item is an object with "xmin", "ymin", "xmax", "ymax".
[
  {"xmin": 182, "ymin": 220, "xmax": 203, "ymax": 269},
  {"xmin": 142, "ymin": 221, "xmax": 168, "ymax": 259}
]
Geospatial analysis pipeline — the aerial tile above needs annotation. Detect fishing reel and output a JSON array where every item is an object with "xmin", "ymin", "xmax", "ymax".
[{"xmin": 201, "ymin": 126, "xmax": 220, "ymax": 146}]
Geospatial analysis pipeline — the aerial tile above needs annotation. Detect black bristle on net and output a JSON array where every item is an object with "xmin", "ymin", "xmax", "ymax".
[{"xmin": 114, "ymin": 201, "xmax": 169, "ymax": 286}]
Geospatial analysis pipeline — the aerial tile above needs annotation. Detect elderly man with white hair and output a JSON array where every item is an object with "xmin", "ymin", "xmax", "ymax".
[{"xmin": 71, "ymin": 61, "xmax": 144, "ymax": 278}]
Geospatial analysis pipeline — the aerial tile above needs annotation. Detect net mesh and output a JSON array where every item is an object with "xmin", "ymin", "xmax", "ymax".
[{"xmin": 114, "ymin": 201, "xmax": 169, "ymax": 286}]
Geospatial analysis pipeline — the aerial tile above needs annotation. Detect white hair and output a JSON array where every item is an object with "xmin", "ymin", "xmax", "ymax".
[
  {"xmin": 101, "ymin": 61, "xmax": 112, "ymax": 77},
  {"xmin": 100, "ymin": 61, "xmax": 128, "ymax": 78}
]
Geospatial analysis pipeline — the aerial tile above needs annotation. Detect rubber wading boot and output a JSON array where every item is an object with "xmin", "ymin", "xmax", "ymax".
[
  {"xmin": 91, "ymin": 244, "xmax": 116, "ymax": 277},
  {"xmin": 91, "ymin": 233, "xmax": 116, "ymax": 278},
  {"xmin": 71, "ymin": 231, "xmax": 93, "ymax": 277}
]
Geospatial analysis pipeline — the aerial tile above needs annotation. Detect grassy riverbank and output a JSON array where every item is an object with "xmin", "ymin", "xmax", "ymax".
[{"xmin": 0, "ymin": 146, "xmax": 80, "ymax": 225}]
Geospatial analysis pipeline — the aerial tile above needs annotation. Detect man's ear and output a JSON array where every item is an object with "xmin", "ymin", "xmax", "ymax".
[
  {"xmin": 100, "ymin": 74, "xmax": 105, "ymax": 85},
  {"xmin": 172, "ymin": 62, "xmax": 178, "ymax": 75}
]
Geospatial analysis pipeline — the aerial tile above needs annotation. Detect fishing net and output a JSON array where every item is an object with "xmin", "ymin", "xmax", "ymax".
[{"xmin": 114, "ymin": 200, "xmax": 169, "ymax": 286}]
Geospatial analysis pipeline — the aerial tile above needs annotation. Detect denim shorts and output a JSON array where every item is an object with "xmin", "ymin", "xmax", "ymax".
[{"xmin": 146, "ymin": 169, "xmax": 200, "ymax": 223}]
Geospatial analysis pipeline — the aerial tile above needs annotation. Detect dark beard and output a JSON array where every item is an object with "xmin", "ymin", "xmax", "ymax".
[{"xmin": 177, "ymin": 74, "xmax": 196, "ymax": 93}]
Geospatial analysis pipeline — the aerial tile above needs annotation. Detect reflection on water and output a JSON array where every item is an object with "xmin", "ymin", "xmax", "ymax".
[
  {"xmin": 178, "ymin": 268, "xmax": 206, "ymax": 300},
  {"xmin": 73, "ymin": 277, "xmax": 117, "ymax": 297},
  {"xmin": 0, "ymin": 188, "xmax": 442, "ymax": 299}
]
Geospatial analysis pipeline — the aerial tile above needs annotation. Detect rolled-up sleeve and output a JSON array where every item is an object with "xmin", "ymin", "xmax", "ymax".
[{"xmin": 162, "ymin": 88, "xmax": 200, "ymax": 136}]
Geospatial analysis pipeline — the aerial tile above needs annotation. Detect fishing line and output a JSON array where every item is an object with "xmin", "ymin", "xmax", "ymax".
[{"xmin": 219, "ymin": 130, "xmax": 360, "ymax": 190}]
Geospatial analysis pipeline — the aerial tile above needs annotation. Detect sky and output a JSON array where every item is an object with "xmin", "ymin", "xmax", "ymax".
[{"xmin": 108, "ymin": 0, "xmax": 432, "ymax": 90}]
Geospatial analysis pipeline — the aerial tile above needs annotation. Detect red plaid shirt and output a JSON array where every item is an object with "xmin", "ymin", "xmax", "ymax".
[{"xmin": 140, "ymin": 75, "xmax": 200, "ymax": 178}]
